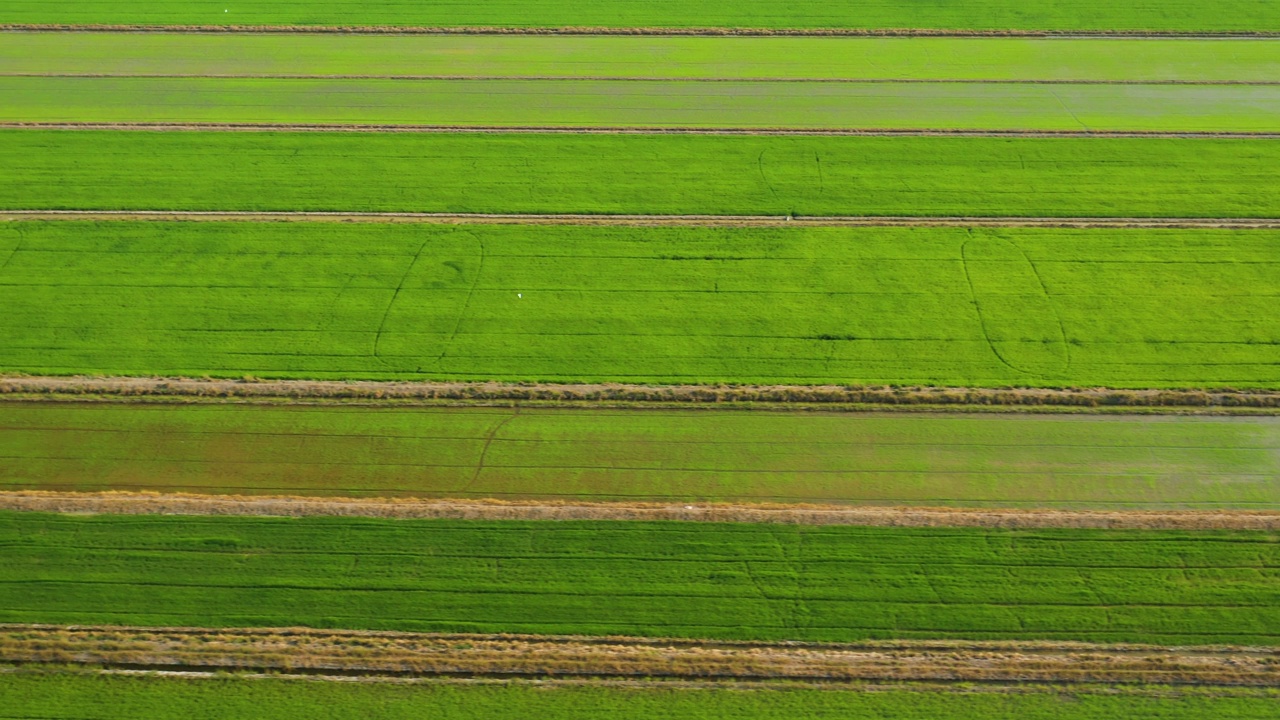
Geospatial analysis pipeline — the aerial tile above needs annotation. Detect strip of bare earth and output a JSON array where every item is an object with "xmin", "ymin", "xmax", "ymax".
[
  {"xmin": 5, "ymin": 211, "xmax": 1280, "ymax": 229},
  {"xmin": 5, "ymin": 25, "xmax": 1280, "ymax": 38},
  {"xmin": 10, "ymin": 75, "xmax": 1280, "ymax": 86},
  {"xmin": 3, "ymin": 625, "xmax": 1276, "ymax": 686},
  {"xmin": 4, "ymin": 376, "xmax": 1278, "ymax": 409},
  {"xmin": 4, "ymin": 492, "xmax": 1279, "ymax": 530},
  {"xmin": 5, "ymin": 123, "xmax": 1280, "ymax": 138}
]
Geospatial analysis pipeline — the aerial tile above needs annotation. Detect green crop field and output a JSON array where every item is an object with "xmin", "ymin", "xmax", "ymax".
[
  {"xmin": 3, "ymin": 671, "xmax": 1277, "ymax": 720},
  {"xmin": 7, "ymin": 77, "xmax": 1277, "ymax": 132},
  {"xmin": 1, "ymin": 0, "xmax": 1276, "ymax": 32},
  {"xmin": 4, "ymin": 132, "xmax": 1280, "ymax": 217},
  {"xmin": 6, "ymin": 34, "xmax": 1280, "ymax": 83},
  {"xmin": 4, "ymin": 402, "xmax": 1279, "ymax": 507},
  {"xmin": 2, "ymin": 222, "xmax": 1277, "ymax": 387},
  {"xmin": 3, "ymin": 512, "xmax": 1278, "ymax": 643}
]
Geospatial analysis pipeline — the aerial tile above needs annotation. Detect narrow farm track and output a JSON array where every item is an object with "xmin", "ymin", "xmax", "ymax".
[
  {"xmin": 9, "ymin": 75, "xmax": 1280, "ymax": 86},
  {"xmin": 6, "ymin": 25, "xmax": 1280, "ymax": 38},
  {"xmin": 4, "ymin": 492, "xmax": 1280, "ymax": 530},
  {"xmin": 6, "ymin": 375, "xmax": 1280, "ymax": 408},
  {"xmin": 6, "ymin": 123, "xmax": 1280, "ymax": 138},
  {"xmin": 4, "ymin": 625, "xmax": 1278, "ymax": 686},
  {"xmin": 6, "ymin": 210, "xmax": 1280, "ymax": 228}
]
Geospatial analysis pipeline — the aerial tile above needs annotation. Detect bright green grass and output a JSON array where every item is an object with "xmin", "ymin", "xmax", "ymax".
[
  {"xmin": 3, "ymin": 672, "xmax": 1278, "ymax": 720},
  {"xmin": 4, "ymin": 132, "xmax": 1279, "ymax": 217},
  {"xmin": 2, "ymin": 512, "xmax": 1279, "ymax": 643},
  {"xmin": 1, "ymin": 0, "xmax": 1277, "ymax": 32},
  {"xmin": 2, "ymin": 222, "xmax": 1277, "ymax": 388},
  {"xmin": 6, "ymin": 77, "xmax": 1277, "ymax": 132},
  {"xmin": 4, "ymin": 402, "xmax": 1279, "ymax": 508},
  {"xmin": 6, "ymin": 34, "xmax": 1279, "ymax": 83}
]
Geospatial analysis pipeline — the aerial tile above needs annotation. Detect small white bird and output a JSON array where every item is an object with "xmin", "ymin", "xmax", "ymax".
[{"xmin": 517, "ymin": 293, "xmax": 522, "ymax": 299}]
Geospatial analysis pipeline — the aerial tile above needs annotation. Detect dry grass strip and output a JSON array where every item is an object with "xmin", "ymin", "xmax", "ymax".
[
  {"xmin": 5, "ymin": 25, "xmax": 1280, "ymax": 38},
  {"xmin": 5, "ymin": 122, "xmax": 1280, "ymax": 138},
  {"xmin": 5, "ymin": 211, "xmax": 1280, "ymax": 229},
  {"xmin": 10, "ymin": 75, "xmax": 1280, "ymax": 86},
  {"xmin": 4, "ymin": 375, "xmax": 1279, "ymax": 408},
  {"xmin": 3, "ymin": 625, "xmax": 1277, "ymax": 686},
  {"xmin": 4, "ymin": 491, "xmax": 1279, "ymax": 530}
]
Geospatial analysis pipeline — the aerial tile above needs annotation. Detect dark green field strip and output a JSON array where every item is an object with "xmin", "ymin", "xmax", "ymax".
[
  {"xmin": 5, "ymin": 35, "xmax": 1280, "ymax": 83},
  {"xmin": 5, "ymin": 673, "xmax": 1278, "ymax": 720},
  {"xmin": 3, "ymin": 402, "xmax": 1279, "ymax": 507},
  {"xmin": 2, "ymin": 513, "xmax": 1278, "ymax": 643},
  {"xmin": 2, "ymin": 222, "xmax": 1277, "ymax": 388},
  {"xmin": 4, "ymin": 132, "xmax": 1278, "ymax": 217},
  {"xmin": 6, "ymin": 77, "xmax": 1278, "ymax": 132},
  {"xmin": 1, "ymin": 0, "xmax": 1277, "ymax": 32}
]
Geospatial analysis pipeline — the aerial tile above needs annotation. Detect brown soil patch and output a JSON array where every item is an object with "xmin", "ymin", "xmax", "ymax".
[
  {"xmin": 4, "ymin": 375, "xmax": 1278, "ymax": 409},
  {"xmin": 4, "ymin": 491, "xmax": 1278, "ymax": 530},
  {"xmin": 4, "ymin": 625, "xmax": 1276, "ymax": 686}
]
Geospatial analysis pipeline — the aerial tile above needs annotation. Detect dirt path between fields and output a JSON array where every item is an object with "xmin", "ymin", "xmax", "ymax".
[
  {"xmin": 6, "ymin": 122, "xmax": 1280, "ymax": 137},
  {"xmin": 10, "ymin": 74, "xmax": 1280, "ymax": 85},
  {"xmin": 6, "ymin": 211, "xmax": 1280, "ymax": 229},
  {"xmin": 4, "ymin": 491, "xmax": 1278, "ymax": 529},
  {"xmin": 6, "ymin": 25, "xmax": 1280, "ymax": 38},
  {"xmin": 3, "ymin": 625, "xmax": 1276, "ymax": 686},
  {"xmin": 4, "ymin": 375, "xmax": 1278, "ymax": 409}
]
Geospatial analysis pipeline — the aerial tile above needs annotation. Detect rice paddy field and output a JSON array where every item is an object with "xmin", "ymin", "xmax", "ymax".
[
  {"xmin": 14, "ymin": 77, "xmax": 1280, "ymax": 131},
  {"xmin": 3, "ymin": 671, "xmax": 1276, "ymax": 720},
  {"xmin": 2, "ymin": 4, "xmax": 1279, "ymax": 717},
  {"xmin": 1, "ymin": 222, "xmax": 1276, "ymax": 387},
  {"xmin": 2, "ymin": 0, "xmax": 1277, "ymax": 32},
  {"xmin": 5, "ymin": 35, "xmax": 1278, "ymax": 82},
  {"xmin": 5, "ymin": 402, "xmax": 1278, "ymax": 506},
  {"xmin": 5, "ymin": 132, "xmax": 1278, "ymax": 217},
  {"xmin": 4, "ymin": 511, "xmax": 1279, "ymax": 644},
  {"xmin": 6, "ymin": 34, "xmax": 1280, "ymax": 131}
]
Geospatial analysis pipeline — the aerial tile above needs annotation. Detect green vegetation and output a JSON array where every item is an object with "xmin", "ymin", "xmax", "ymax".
[
  {"xmin": 2, "ymin": 222, "xmax": 1277, "ymax": 387},
  {"xmin": 6, "ymin": 34, "xmax": 1279, "ymax": 83},
  {"xmin": 0, "ymin": 0, "xmax": 1276, "ymax": 32},
  {"xmin": 4, "ymin": 401, "xmax": 1279, "ymax": 507},
  {"xmin": 3, "ymin": 512, "xmax": 1278, "ymax": 643},
  {"xmin": 3, "ymin": 671, "xmax": 1278, "ymax": 720},
  {"xmin": 7, "ymin": 77, "xmax": 1277, "ymax": 131},
  {"xmin": 5, "ymin": 132, "xmax": 1279, "ymax": 217}
]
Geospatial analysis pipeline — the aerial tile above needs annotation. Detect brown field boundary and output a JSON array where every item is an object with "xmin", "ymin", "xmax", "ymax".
[
  {"xmin": 7, "ymin": 211, "xmax": 1280, "ymax": 229},
  {"xmin": 8, "ymin": 74, "xmax": 1280, "ymax": 86},
  {"xmin": 4, "ymin": 625, "xmax": 1278, "ymax": 686},
  {"xmin": 5, "ymin": 122, "xmax": 1280, "ymax": 138},
  {"xmin": 5, "ymin": 25, "xmax": 1280, "ymax": 38},
  {"xmin": 5, "ymin": 491, "xmax": 1280, "ymax": 530},
  {"xmin": 4, "ymin": 375, "xmax": 1279, "ymax": 408}
]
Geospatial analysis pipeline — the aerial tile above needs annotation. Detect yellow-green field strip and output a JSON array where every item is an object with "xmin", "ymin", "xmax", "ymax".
[
  {"xmin": 4, "ymin": 34, "xmax": 1277, "ymax": 132},
  {"xmin": 3, "ymin": 401, "xmax": 1277, "ymax": 508},
  {"xmin": 3, "ymin": 77, "xmax": 1275, "ymax": 132},
  {"xmin": 5, "ymin": 35, "xmax": 1278, "ymax": 83}
]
